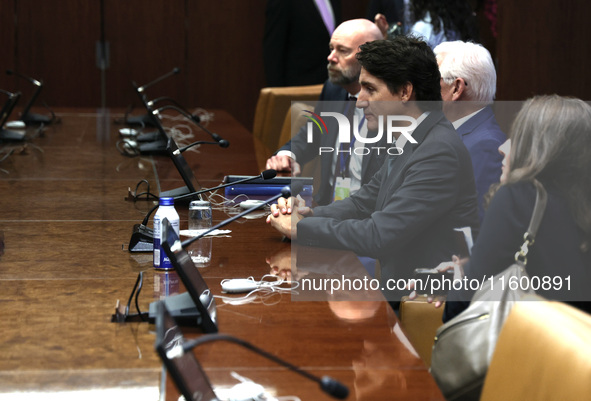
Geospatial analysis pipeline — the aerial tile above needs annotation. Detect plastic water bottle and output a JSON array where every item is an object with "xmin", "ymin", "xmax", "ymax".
[
  {"xmin": 187, "ymin": 200, "xmax": 212, "ymax": 267},
  {"xmin": 153, "ymin": 197, "xmax": 180, "ymax": 269}
]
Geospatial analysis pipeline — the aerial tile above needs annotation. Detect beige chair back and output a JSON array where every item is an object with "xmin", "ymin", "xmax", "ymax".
[
  {"xmin": 252, "ymin": 84, "xmax": 322, "ymax": 170},
  {"xmin": 480, "ymin": 298, "xmax": 591, "ymax": 400}
]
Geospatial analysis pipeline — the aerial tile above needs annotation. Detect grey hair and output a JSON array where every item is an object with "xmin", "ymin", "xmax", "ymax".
[
  {"xmin": 434, "ymin": 40, "xmax": 496, "ymax": 102},
  {"xmin": 508, "ymin": 95, "xmax": 591, "ymax": 243}
]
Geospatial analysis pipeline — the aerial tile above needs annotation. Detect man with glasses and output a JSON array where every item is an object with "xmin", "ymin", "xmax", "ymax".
[{"xmin": 435, "ymin": 40, "xmax": 506, "ymax": 221}]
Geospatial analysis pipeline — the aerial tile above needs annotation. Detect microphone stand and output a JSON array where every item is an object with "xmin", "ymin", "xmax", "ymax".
[
  {"xmin": 128, "ymin": 170, "xmax": 277, "ymax": 252},
  {"xmin": 166, "ymin": 332, "xmax": 349, "ymax": 399},
  {"xmin": 176, "ymin": 140, "xmax": 228, "ymax": 154},
  {"xmin": 6, "ymin": 70, "xmax": 54, "ymax": 125},
  {"xmin": 119, "ymin": 186, "xmax": 291, "ymax": 324},
  {"xmin": 0, "ymin": 90, "xmax": 25, "ymax": 141},
  {"xmin": 126, "ymin": 67, "xmax": 180, "ymax": 126},
  {"xmin": 155, "ymin": 104, "xmax": 229, "ymax": 146},
  {"xmin": 143, "ymin": 187, "xmax": 291, "ymax": 325},
  {"xmin": 178, "ymin": 185, "xmax": 289, "ymax": 250},
  {"xmin": 132, "ymin": 98, "xmax": 188, "ymax": 141}
]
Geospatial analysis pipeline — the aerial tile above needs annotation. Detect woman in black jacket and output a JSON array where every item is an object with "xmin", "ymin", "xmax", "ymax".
[{"xmin": 440, "ymin": 95, "xmax": 591, "ymax": 320}]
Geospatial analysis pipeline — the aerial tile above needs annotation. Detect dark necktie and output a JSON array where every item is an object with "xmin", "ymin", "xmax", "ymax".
[{"xmin": 338, "ymin": 96, "xmax": 358, "ymax": 178}]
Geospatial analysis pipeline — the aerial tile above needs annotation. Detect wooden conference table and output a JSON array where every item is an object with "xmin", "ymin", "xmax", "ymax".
[{"xmin": 0, "ymin": 108, "xmax": 444, "ymax": 400}]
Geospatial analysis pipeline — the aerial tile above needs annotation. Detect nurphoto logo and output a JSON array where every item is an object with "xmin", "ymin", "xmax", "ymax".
[{"xmin": 304, "ymin": 110, "xmax": 418, "ymax": 156}]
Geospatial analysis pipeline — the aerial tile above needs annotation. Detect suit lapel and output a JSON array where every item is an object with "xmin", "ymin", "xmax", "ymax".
[
  {"xmin": 377, "ymin": 111, "xmax": 446, "ymax": 209},
  {"xmin": 455, "ymin": 106, "xmax": 493, "ymax": 137}
]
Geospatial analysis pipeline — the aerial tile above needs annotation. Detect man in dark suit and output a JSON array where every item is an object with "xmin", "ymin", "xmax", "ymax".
[
  {"xmin": 264, "ymin": 0, "xmax": 342, "ymax": 87},
  {"xmin": 434, "ymin": 41, "xmax": 506, "ymax": 221},
  {"xmin": 267, "ymin": 37, "xmax": 479, "ymax": 299},
  {"xmin": 266, "ymin": 19, "xmax": 385, "ymax": 205}
]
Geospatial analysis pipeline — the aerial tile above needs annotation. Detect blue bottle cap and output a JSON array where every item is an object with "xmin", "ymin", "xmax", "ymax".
[{"xmin": 159, "ymin": 197, "xmax": 174, "ymax": 206}]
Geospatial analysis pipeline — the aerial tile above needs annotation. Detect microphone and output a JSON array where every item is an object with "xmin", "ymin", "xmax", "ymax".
[
  {"xmin": 174, "ymin": 169, "xmax": 276, "ymax": 202},
  {"xmin": 0, "ymin": 91, "xmax": 26, "ymax": 141},
  {"xmin": 128, "ymin": 170, "xmax": 278, "ymax": 252},
  {"xmin": 155, "ymin": 104, "xmax": 229, "ymax": 147},
  {"xmin": 180, "ymin": 185, "xmax": 291, "ymax": 250},
  {"xmin": 126, "ymin": 68, "xmax": 180, "ymax": 127},
  {"xmin": 6, "ymin": 69, "xmax": 41, "ymax": 86},
  {"xmin": 177, "ymin": 139, "xmax": 229, "ymax": 153},
  {"xmin": 6, "ymin": 69, "xmax": 54, "ymax": 125},
  {"xmin": 166, "ymin": 333, "xmax": 349, "ymax": 399},
  {"xmin": 137, "ymin": 67, "xmax": 180, "ymax": 93},
  {"xmin": 146, "ymin": 96, "xmax": 192, "ymax": 119},
  {"xmin": 145, "ymin": 185, "xmax": 287, "ymax": 326}
]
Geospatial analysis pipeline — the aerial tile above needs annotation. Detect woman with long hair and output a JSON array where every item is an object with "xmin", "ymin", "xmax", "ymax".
[{"xmin": 443, "ymin": 95, "xmax": 591, "ymax": 319}]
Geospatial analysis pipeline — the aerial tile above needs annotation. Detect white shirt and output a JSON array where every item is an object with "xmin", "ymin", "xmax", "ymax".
[
  {"xmin": 452, "ymin": 108, "xmax": 484, "ymax": 130},
  {"xmin": 329, "ymin": 100, "xmax": 367, "ymax": 194},
  {"xmin": 277, "ymin": 96, "xmax": 367, "ymax": 195}
]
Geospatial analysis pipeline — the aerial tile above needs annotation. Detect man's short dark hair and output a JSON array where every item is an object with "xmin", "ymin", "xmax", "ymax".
[{"xmin": 356, "ymin": 36, "xmax": 442, "ymax": 102}]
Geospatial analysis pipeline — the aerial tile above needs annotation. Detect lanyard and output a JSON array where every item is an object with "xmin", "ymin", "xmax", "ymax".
[{"xmin": 338, "ymin": 115, "xmax": 365, "ymax": 178}]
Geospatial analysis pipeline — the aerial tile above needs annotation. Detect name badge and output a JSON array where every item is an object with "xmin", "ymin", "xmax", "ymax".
[{"xmin": 333, "ymin": 177, "xmax": 351, "ymax": 201}]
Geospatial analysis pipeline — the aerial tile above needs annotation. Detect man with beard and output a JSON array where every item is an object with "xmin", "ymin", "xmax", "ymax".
[
  {"xmin": 266, "ymin": 19, "xmax": 384, "ymax": 206},
  {"xmin": 267, "ymin": 38, "xmax": 479, "ymax": 303}
]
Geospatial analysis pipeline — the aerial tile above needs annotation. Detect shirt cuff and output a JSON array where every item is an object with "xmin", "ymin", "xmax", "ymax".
[{"xmin": 276, "ymin": 150, "xmax": 296, "ymax": 162}]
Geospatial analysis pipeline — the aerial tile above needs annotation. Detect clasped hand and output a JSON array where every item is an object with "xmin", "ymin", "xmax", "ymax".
[{"xmin": 265, "ymin": 195, "xmax": 312, "ymax": 240}]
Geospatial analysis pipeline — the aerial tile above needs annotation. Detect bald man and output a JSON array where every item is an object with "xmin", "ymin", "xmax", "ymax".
[{"xmin": 266, "ymin": 19, "xmax": 384, "ymax": 206}]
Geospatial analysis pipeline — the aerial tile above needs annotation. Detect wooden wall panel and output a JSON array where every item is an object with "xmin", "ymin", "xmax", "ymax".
[
  {"xmin": 0, "ymin": 1, "xmax": 16, "ymax": 95},
  {"xmin": 14, "ymin": 0, "xmax": 101, "ymax": 107},
  {"xmin": 1, "ymin": 0, "xmax": 392, "ymax": 131},
  {"xmin": 186, "ymin": 0, "xmax": 267, "ymax": 132},
  {"xmin": 496, "ymin": 0, "xmax": 591, "ymax": 100},
  {"xmin": 103, "ymin": 0, "xmax": 188, "ymax": 110},
  {"xmin": 342, "ymin": 0, "xmax": 370, "ymax": 21}
]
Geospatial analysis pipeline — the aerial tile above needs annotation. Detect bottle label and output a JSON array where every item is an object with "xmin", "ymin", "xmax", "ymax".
[
  {"xmin": 153, "ymin": 216, "xmax": 161, "ymax": 267},
  {"xmin": 153, "ymin": 206, "xmax": 180, "ymax": 270}
]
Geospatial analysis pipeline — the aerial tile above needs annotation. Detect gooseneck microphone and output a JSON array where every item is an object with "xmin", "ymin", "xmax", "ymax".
[
  {"xmin": 0, "ymin": 89, "xmax": 16, "ymax": 97},
  {"xmin": 146, "ymin": 96, "xmax": 189, "ymax": 113},
  {"xmin": 0, "ymin": 90, "xmax": 25, "ymax": 141},
  {"xmin": 180, "ymin": 185, "xmax": 291, "ymax": 250},
  {"xmin": 166, "ymin": 333, "xmax": 349, "ymax": 399},
  {"xmin": 6, "ymin": 69, "xmax": 54, "ymax": 125},
  {"xmin": 155, "ymin": 104, "xmax": 229, "ymax": 147},
  {"xmin": 173, "ymin": 169, "xmax": 276, "ymax": 202},
  {"xmin": 126, "ymin": 67, "xmax": 180, "ymax": 126},
  {"xmin": 127, "ymin": 170, "xmax": 278, "ymax": 252},
  {"xmin": 137, "ymin": 67, "xmax": 180, "ymax": 93},
  {"xmin": 177, "ymin": 139, "xmax": 229, "ymax": 153},
  {"xmin": 6, "ymin": 69, "xmax": 41, "ymax": 86}
]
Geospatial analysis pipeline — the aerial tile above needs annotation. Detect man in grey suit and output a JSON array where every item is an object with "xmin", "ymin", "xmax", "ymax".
[{"xmin": 267, "ymin": 37, "xmax": 479, "ymax": 300}]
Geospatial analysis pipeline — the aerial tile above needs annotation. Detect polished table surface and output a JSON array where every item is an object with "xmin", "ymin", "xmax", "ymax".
[{"xmin": 0, "ymin": 108, "xmax": 444, "ymax": 400}]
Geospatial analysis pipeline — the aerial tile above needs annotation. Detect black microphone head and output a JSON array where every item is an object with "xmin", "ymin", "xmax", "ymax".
[
  {"xmin": 280, "ymin": 186, "xmax": 292, "ymax": 198},
  {"xmin": 6, "ymin": 69, "xmax": 13, "ymax": 75},
  {"xmin": 261, "ymin": 169, "xmax": 277, "ymax": 180},
  {"xmin": 320, "ymin": 376, "xmax": 349, "ymax": 399},
  {"xmin": 172, "ymin": 67, "xmax": 181, "ymax": 74},
  {"xmin": 218, "ymin": 139, "xmax": 230, "ymax": 148}
]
